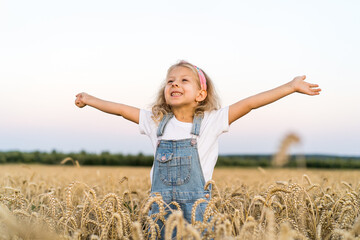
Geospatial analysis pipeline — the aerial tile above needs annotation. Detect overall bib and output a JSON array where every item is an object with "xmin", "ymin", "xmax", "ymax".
[{"xmin": 149, "ymin": 113, "xmax": 211, "ymax": 238}]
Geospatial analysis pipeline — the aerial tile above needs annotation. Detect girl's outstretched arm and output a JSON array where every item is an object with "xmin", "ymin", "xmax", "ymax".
[
  {"xmin": 228, "ymin": 75, "xmax": 321, "ymax": 125},
  {"xmin": 75, "ymin": 92, "xmax": 140, "ymax": 124}
]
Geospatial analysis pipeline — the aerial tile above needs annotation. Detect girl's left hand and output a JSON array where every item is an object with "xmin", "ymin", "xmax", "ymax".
[{"xmin": 291, "ymin": 75, "xmax": 321, "ymax": 95}]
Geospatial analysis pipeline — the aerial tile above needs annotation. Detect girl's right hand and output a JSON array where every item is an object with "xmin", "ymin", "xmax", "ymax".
[{"xmin": 75, "ymin": 92, "xmax": 88, "ymax": 108}]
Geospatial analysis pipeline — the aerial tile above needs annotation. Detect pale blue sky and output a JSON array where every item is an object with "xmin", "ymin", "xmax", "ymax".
[{"xmin": 1, "ymin": 0, "xmax": 359, "ymax": 156}]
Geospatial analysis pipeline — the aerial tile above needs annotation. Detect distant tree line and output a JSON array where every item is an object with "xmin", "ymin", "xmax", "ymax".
[
  {"xmin": 217, "ymin": 154, "xmax": 360, "ymax": 168},
  {"xmin": 0, "ymin": 151, "xmax": 153, "ymax": 166},
  {"xmin": 0, "ymin": 151, "xmax": 360, "ymax": 168}
]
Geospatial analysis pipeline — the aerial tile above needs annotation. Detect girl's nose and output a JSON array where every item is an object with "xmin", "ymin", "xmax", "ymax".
[{"xmin": 172, "ymin": 82, "xmax": 179, "ymax": 87}]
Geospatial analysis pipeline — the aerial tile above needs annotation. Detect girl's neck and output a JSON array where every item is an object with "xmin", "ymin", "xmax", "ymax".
[{"xmin": 172, "ymin": 108, "xmax": 195, "ymax": 123}]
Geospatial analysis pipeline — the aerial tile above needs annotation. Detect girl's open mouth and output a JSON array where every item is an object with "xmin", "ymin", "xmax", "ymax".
[{"xmin": 171, "ymin": 92, "xmax": 183, "ymax": 97}]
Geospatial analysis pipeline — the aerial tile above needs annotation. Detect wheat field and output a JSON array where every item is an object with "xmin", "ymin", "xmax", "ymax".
[{"xmin": 0, "ymin": 164, "xmax": 359, "ymax": 239}]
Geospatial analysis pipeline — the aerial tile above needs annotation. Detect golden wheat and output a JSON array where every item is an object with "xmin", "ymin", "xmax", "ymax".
[{"xmin": 0, "ymin": 165, "xmax": 360, "ymax": 239}]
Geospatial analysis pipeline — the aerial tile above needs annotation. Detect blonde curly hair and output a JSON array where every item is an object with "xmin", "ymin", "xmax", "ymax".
[{"xmin": 151, "ymin": 60, "xmax": 221, "ymax": 123}]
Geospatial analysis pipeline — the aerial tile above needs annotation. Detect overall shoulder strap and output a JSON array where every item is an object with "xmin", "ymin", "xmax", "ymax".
[
  {"xmin": 190, "ymin": 113, "xmax": 204, "ymax": 136},
  {"xmin": 156, "ymin": 113, "xmax": 174, "ymax": 137}
]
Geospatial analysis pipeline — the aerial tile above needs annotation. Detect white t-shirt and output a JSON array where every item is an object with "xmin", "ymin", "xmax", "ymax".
[{"xmin": 139, "ymin": 107, "xmax": 229, "ymax": 183}]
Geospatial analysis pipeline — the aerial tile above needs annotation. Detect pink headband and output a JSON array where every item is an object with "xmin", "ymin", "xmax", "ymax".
[{"xmin": 193, "ymin": 65, "xmax": 207, "ymax": 91}]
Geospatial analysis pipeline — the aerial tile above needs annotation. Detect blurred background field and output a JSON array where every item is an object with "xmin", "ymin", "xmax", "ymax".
[{"xmin": 1, "ymin": 164, "xmax": 360, "ymax": 188}]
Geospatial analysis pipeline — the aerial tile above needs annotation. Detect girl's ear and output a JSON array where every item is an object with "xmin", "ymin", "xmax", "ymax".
[{"xmin": 196, "ymin": 90, "xmax": 207, "ymax": 102}]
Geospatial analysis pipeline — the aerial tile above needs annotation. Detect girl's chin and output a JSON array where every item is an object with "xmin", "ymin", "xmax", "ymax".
[{"xmin": 167, "ymin": 103, "xmax": 197, "ymax": 109}]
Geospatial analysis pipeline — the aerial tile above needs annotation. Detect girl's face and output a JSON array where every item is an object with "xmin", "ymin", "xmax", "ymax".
[{"xmin": 164, "ymin": 66, "xmax": 206, "ymax": 110}]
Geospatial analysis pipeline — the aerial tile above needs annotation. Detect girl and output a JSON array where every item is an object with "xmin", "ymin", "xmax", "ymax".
[{"xmin": 75, "ymin": 60, "xmax": 321, "ymax": 237}]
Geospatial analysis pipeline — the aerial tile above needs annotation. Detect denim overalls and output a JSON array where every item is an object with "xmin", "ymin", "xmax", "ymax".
[{"xmin": 149, "ymin": 113, "xmax": 211, "ymax": 238}]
